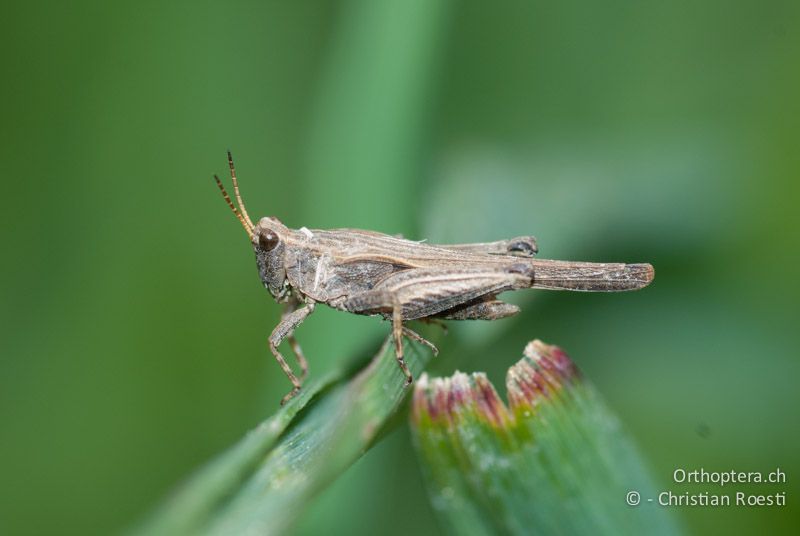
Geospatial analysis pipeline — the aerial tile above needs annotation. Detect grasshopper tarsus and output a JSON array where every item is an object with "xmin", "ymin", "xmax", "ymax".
[
  {"xmin": 396, "ymin": 353, "xmax": 414, "ymax": 386},
  {"xmin": 394, "ymin": 346, "xmax": 414, "ymax": 386},
  {"xmin": 214, "ymin": 153, "xmax": 655, "ymax": 405},
  {"xmin": 280, "ymin": 386, "xmax": 301, "ymax": 406}
]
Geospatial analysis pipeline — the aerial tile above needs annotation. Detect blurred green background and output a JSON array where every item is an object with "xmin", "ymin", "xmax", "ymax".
[{"xmin": 1, "ymin": 1, "xmax": 798, "ymax": 534}]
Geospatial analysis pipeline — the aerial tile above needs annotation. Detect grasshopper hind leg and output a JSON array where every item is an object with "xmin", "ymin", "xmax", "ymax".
[
  {"xmin": 434, "ymin": 296, "xmax": 520, "ymax": 320},
  {"xmin": 339, "ymin": 267, "xmax": 529, "ymax": 386},
  {"xmin": 439, "ymin": 236, "xmax": 538, "ymax": 257}
]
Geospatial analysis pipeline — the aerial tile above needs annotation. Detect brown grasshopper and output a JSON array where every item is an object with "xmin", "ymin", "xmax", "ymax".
[{"xmin": 214, "ymin": 152, "xmax": 654, "ymax": 405}]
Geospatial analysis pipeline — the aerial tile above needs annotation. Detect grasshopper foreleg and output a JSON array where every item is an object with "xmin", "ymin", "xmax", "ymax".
[
  {"xmin": 283, "ymin": 298, "xmax": 311, "ymax": 380},
  {"xmin": 269, "ymin": 300, "xmax": 316, "ymax": 405},
  {"xmin": 287, "ymin": 336, "xmax": 308, "ymax": 381}
]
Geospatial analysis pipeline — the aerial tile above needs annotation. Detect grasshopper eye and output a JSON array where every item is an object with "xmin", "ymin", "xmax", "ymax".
[{"xmin": 259, "ymin": 231, "xmax": 280, "ymax": 251}]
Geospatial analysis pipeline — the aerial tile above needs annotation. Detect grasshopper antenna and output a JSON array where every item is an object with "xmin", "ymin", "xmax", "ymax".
[
  {"xmin": 227, "ymin": 150, "xmax": 255, "ymax": 232},
  {"xmin": 214, "ymin": 173, "xmax": 254, "ymax": 239}
]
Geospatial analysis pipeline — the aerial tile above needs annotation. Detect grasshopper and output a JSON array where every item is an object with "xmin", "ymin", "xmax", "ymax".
[{"xmin": 214, "ymin": 152, "xmax": 654, "ymax": 405}]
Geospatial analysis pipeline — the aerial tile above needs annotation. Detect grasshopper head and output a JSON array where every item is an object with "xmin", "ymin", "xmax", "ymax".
[
  {"xmin": 252, "ymin": 217, "xmax": 290, "ymax": 301},
  {"xmin": 214, "ymin": 151, "xmax": 289, "ymax": 301}
]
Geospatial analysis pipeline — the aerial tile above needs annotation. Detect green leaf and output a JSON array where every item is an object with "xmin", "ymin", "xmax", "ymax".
[
  {"xmin": 422, "ymin": 140, "xmax": 736, "ymax": 256},
  {"xmin": 134, "ymin": 337, "xmax": 433, "ymax": 536},
  {"xmin": 410, "ymin": 340, "xmax": 682, "ymax": 536}
]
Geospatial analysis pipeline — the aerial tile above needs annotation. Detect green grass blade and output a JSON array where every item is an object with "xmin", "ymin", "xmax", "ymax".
[
  {"xmin": 134, "ymin": 337, "xmax": 432, "ymax": 536},
  {"xmin": 411, "ymin": 340, "xmax": 681, "ymax": 536}
]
